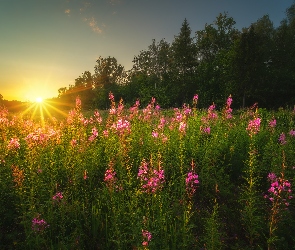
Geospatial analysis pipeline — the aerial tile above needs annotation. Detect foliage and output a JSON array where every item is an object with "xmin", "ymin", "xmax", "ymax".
[{"xmin": 1, "ymin": 94, "xmax": 295, "ymax": 249}]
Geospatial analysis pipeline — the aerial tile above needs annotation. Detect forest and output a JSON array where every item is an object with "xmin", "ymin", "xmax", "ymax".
[{"xmin": 52, "ymin": 2, "xmax": 295, "ymax": 111}]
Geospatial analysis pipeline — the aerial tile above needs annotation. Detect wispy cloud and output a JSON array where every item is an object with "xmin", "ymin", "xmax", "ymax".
[
  {"xmin": 64, "ymin": 9, "xmax": 71, "ymax": 16},
  {"xmin": 85, "ymin": 17, "xmax": 103, "ymax": 34}
]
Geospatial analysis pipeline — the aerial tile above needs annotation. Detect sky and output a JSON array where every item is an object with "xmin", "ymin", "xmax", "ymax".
[{"xmin": 0, "ymin": 0, "xmax": 293, "ymax": 102}]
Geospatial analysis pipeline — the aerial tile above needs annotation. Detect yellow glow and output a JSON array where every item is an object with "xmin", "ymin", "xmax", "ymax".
[{"xmin": 35, "ymin": 97, "xmax": 43, "ymax": 103}]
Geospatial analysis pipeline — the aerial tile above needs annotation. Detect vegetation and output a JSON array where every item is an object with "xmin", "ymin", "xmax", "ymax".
[
  {"xmin": 47, "ymin": 2, "xmax": 295, "ymax": 111},
  {"xmin": 1, "ymin": 94, "xmax": 295, "ymax": 249}
]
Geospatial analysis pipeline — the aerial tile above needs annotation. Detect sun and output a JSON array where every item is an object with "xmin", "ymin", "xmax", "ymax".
[{"xmin": 35, "ymin": 97, "xmax": 43, "ymax": 103}]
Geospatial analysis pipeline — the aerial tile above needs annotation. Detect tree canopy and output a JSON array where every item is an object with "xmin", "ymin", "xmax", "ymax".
[{"xmin": 55, "ymin": 2, "xmax": 295, "ymax": 110}]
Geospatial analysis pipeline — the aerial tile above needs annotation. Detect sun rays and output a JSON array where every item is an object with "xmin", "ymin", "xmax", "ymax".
[{"xmin": 20, "ymin": 98, "xmax": 71, "ymax": 125}]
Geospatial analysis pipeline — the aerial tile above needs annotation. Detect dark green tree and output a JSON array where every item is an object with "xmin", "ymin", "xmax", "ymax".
[
  {"xmin": 93, "ymin": 56, "xmax": 125, "ymax": 108},
  {"xmin": 195, "ymin": 13, "xmax": 239, "ymax": 107},
  {"xmin": 171, "ymin": 18, "xmax": 198, "ymax": 105}
]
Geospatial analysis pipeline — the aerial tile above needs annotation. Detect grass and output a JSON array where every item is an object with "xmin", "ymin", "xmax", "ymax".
[{"xmin": 1, "ymin": 95, "xmax": 295, "ymax": 249}]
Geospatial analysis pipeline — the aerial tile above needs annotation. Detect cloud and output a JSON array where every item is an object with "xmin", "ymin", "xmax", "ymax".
[
  {"xmin": 64, "ymin": 9, "xmax": 71, "ymax": 16},
  {"xmin": 86, "ymin": 17, "xmax": 103, "ymax": 34}
]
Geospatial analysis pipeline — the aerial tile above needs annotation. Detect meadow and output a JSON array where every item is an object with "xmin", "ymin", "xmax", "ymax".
[{"xmin": 1, "ymin": 94, "xmax": 295, "ymax": 250}]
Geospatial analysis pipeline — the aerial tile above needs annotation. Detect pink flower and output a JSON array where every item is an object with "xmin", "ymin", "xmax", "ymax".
[
  {"xmin": 152, "ymin": 131, "xmax": 159, "ymax": 138},
  {"xmin": 109, "ymin": 92, "xmax": 114, "ymax": 101},
  {"xmin": 142, "ymin": 229, "xmax": 152, "ymax": 244},
  {"xmin": 289, "ymin": 129, "xmax": 295, "ymax": 137},
  {"xmin": 52, "ymin": 192, "xmax": 63, "ymax": 203},
  {"xmin": 32, "ymin": 215, "xmax": 49, "ymax": 233},
  {"xmin": 201, "ymin": 126, "xmax": 211, "ymax": 134},
  {"xmin": 193, "ymin": 94, "xmax": 198, "ymax": 101},
  {"xmin": 269, "ymin": 119, "xmax": 277, "ymax": 128},
  {"xmin": 226, "ymin": 95, "xmax": 233, "ymax": 107},
  {"xmin": 279, "ymin": 132, "xmax": 287, "ymax": 145},
  {"xmin": 88, "ymin": 127, "xmax": 98, "ymax": 141},
  {"xmin": 246, "ymin": 118, "xmax": 261, "ymax": 135},
  {"xmin": 7, "ymin": 137, "xmax": 20, "ymax": 150},
  {"xmin": 179, "ymin": 121, "xmax": 187, "ymax": 134},
  {"xmin": 138, "ymin": 160, "xmax": 165, "ymax": 193},
  {"xmin": 186, "ymin": 171, "xmax": 199, "ymax": 196}
]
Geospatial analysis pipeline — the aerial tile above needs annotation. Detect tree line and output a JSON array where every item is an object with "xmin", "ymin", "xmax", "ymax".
[{"xmin": 56, "ymin": 2, "xmax": 295, "ymax": 110}]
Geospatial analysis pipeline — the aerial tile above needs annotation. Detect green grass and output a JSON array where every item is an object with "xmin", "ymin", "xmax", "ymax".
[{"xmin": 1, "ymin": 96, "xmax": 295, "ymax": 249}]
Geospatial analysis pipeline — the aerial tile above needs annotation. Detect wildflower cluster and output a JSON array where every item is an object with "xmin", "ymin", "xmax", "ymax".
[
  {"xmin": 265, "ymin": 172, "xmax": 292, "ymax": 207},
  {"xmin": 142, "ymin": 97, "xmax": 160, "ymax": 120},
  {"xmin": 88, "ymin": 127, "xmax": 98, "ymax": 142},
  {"xmin": 52, "ymin": 192, "xmax": 63, "ymax": 204},
  {"xmin": 32, "ymin": 215, "xmax": 49, "ymax": 233},
  {"xmin": 290, "ymin": 129, "xmax": 295, "ymax": 137},
  {"xmin": 223, "ymin": 95, "xmax": 233, "ymax": 119},
  {"xmin": 104, "ymin": 162, "xmax": 120, "ymax": 191},
  {"xmin": 278, "ymin": 132, "xmax": 287, "ymax": 145},
  {"xmin": 111, "ymin": 118, "xmax": 131, "ymax": 136},
  {"xmin": 7, "ymin": 137, "xmax": 20, "ymax": 151},
  {"xmin": 269, "ymin": 119, "xmax": 277, "ymax": 128},
  {"xmin": 246, "ymin": 117, "xmax": 261, "ymax": 136},
  {"xmin": 138, "ymin": 160, "xmax": 165, "ymax": 193},
  {"xmin": 186, "ymin": 171, "xmax": 199, "ymax": 196},
  {"xmin": 193, "ymin": 94, "xmax": 198, "ymax": 107},
  {"xmin": 25, "ymin": 127, "xmax": 60, "ymax": 147}
]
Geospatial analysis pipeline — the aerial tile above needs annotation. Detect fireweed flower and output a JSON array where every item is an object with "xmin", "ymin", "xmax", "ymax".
[
  {"xmin": 200, "ymin": 126, "xmax": 211, "ymax": 135},
  {"xmin": 138, "ymin": 160, "xmax": 165, "ymax": 193},
  {"xmin": 289, "ymin": 129, "xmax": 295, "ymax": 137},
  {"xmin": 179, "ymin": 121, "xmax": 187, "ymax": 134},
  {"xmin": 52, "ymin": 192, "xmax": 63, "ymax": 203},
  {"xmin": 278, "ymin": 132, "xmax": 287, "ymax": 145},
  {"xmin": 269, "ymin": 119, "xmax": 277, "ymax": 128},
  {"xmin": 152, "ymin": 130, "xmax": 159, "ymax": 138},
  {"xmin": 193, "ymin": 94, "xmax": 198, "ymax": 103},
  {"xmin": 265, "ymin": 172, "xmax": 292, "ymax": 207},
  {"xmin": 109, "ymin": 92, "xmax": 115, "ymax": 102},
  {"xmin": 246, "ymin": 118, "xmax": 261, "ymax": 135},
  {"xmin": 142, "ymin": 229, "xmax": 152, "ymax": 246},
  {"xmin": 207, "ymin": 103, "xmax": 218, "ymax": 120},
  {"xmin": 226, "ymin": 95, "xmax": 233, "ymax": 107},
  {"xmin": 32, "ymin": 215, "xmax": 49, "ymax": 233},
  {"xmin": 223, "ymin": 95, "xmax": 233, "ymax": 119},
  {"xmin": 94, "ymin": 110, "xmax": 102, "ymax": 124},
  {"xmin": 111, "ymin": 118, "xmax": 131, "ymax": 135},
  {"xmin": 157, "ymin": 117, "xmax": 166, "ymax": 130},
  {"xmin": 186, "ymin": 171, "xmax": 199, "ymax": 196},
  {"xmin": 7, "ymin": 137, "xmax": 20, "ymax": 151},
  {"xmin": 104, "ymin": 164, "xmax": 119, "ymax": 191},
  {"xmin": 88, "ymin": 127, "xmax": 98, "ymax": 141}
]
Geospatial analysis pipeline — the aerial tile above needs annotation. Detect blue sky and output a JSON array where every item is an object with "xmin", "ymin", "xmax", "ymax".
[{"xmin": 0, "ymin": 0, "xmax": 293, "ymax": 101}]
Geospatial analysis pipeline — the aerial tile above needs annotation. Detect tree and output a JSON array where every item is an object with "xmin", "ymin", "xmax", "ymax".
[
  {"xmin": 171, "ymin": 18, "xmax": 198, "ymax": 105},
  {"xmin": 93, "ymin": 56, "xmax": 125, "ymax": 108},
  {"xmin": 195, "ymin": 13, "xmax": 239, "ymax": 107}
]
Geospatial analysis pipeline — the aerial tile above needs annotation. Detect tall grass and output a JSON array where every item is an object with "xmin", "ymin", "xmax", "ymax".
[{"xmin": 1, "ymin": 95, "xmax": 295, "ymax": 249}]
